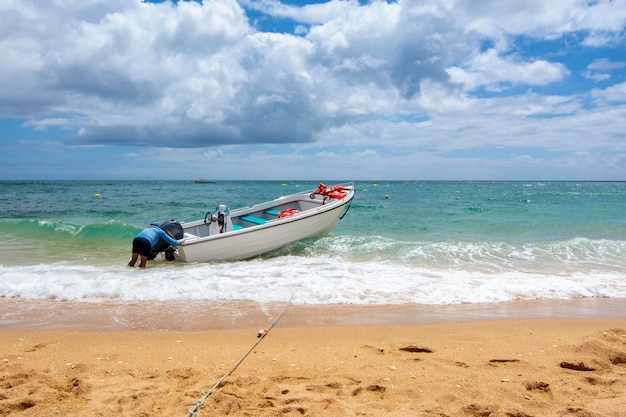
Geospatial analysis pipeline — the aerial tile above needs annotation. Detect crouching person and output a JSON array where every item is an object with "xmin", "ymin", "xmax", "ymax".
[{"xmin": 128, "ymin": 222, "xmax": 184, "ymax": 268}]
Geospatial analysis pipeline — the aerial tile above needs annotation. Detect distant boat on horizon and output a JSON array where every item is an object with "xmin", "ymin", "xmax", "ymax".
[{"xmin": 195, "ymin": 179, "xmax": 215, "ymax": 184}]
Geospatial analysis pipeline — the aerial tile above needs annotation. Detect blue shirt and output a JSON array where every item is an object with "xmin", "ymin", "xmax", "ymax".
[{"xmin": 136, "ymin": 226, "xmax": 181, "ymax": 247}]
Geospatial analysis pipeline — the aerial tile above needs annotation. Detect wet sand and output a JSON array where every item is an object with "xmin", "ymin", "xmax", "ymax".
[
  {"xmin": 2, "ymin": 297, "xmax": 625, "ymax": 331},
  {"xmin": 1, "ymin": 299, "xmax": 625, "ymax": 416}
]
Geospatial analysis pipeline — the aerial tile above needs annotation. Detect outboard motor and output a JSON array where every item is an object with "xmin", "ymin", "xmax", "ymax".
[
  {"xmin": 205, "ymin": 204, "xmax": 232, "ymax": 235},
  {"xmin": 148, "ymin": 219, "xmax": 184, "ymax": 261}
]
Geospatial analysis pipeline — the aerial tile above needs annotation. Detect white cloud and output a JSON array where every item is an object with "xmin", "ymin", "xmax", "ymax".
[
  {"xmin": 582, "ymin": 58, "xmax": 626, "ymax": 82},
  {"xmin": 460, "ymin": 0, "xmax": 626, "ymax": 39},
  {"xmin": 447, "ymin": 49, "xmax": 569, "ymax": 91},
  {"xmin": 591, "ymin": 82, "xmax": 626, "ymax": 104},
  {"xmin": 587, "ymin": 58, "xmax": 626, "ymax": 71},
  {"xmin": 582, "ymin": 71, "xmax": 611, "ymax": 82},
  {"xmin": 242, "ymin": 0, "xmax": 359, "ymax": 25}
]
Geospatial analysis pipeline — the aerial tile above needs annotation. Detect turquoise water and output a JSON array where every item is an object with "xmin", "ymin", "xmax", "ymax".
[{"xmin": 0, "ymin": 180, "xmax": 625, "ymax": 304}]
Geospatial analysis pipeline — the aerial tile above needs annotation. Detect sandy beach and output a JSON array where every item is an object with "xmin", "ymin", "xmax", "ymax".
[{"xmin": 1, "ymin": 300, "xmax": 625, "ymax": 416}]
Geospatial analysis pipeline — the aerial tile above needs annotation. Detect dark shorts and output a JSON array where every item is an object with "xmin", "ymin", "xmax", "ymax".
[{"xmin": 132, "ymin": 237, "xmax": 152, "ymax": 257}]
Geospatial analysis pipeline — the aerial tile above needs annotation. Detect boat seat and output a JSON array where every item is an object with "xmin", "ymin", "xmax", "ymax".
[
  {"xmin": 232, "ymin": 224, "xmax": 244, "ymax": 230},
  {"xmin": 240, "ymin": 215, "xmax": 266, "ymax": 225},
  {"xmin": 265, "ymin": 209, "xmax": 280, "ymax": 216}
]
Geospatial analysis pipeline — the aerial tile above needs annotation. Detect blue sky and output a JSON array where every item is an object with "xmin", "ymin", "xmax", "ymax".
[{"xmin": 1, "ymin": 0, "xmax": 625, "ymax": 180}]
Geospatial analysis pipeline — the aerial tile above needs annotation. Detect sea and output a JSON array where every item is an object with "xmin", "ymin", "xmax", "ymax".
[{"xmin": 1, "ymin": 180, "xmax": 625, "ymax": 313}]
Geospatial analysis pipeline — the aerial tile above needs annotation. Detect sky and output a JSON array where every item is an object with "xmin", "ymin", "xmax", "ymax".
[{"xmin": 1, "ymin": 0, "xmax": 625, "ymax": 181}]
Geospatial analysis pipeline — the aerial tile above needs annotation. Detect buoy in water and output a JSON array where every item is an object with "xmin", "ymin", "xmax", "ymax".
[{"xmin": 94, "ymin": 193, "xmax": 101, "ymax": 198}]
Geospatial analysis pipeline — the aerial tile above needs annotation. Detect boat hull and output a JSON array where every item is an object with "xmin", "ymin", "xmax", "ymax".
[{"xmin": 175, "ymin": 184, "xmax": 354, "ymax": 262}]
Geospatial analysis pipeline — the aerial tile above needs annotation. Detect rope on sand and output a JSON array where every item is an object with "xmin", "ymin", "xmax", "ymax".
[{"xmin": 185, "ymin": 298, "xmax": 292, "ymax": 417}]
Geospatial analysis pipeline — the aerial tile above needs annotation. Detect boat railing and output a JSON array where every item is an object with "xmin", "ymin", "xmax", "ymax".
[{"xmin": 202, "ymin": 182, "xmax": 354, "ymax": 223}]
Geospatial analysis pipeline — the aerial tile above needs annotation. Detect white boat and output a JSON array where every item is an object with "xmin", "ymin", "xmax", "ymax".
[{"xmin": 153, "ymin": 183, "xmax": 355, "ymax": 262}]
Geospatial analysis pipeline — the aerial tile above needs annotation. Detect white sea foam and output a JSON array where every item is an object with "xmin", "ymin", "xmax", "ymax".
[{"xmin": 1, "ymin": 252, "xmax": 625, "ymax": 304}]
